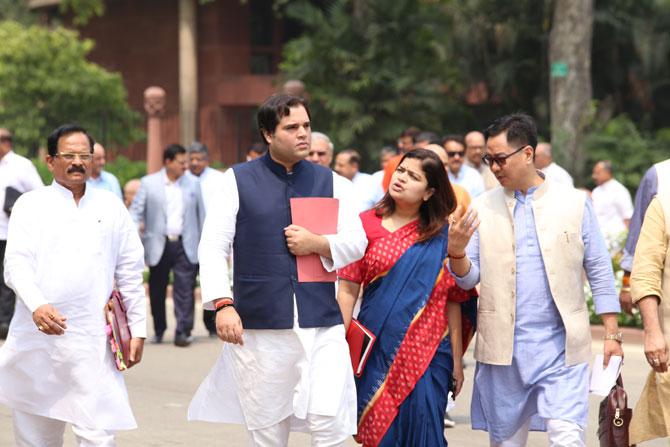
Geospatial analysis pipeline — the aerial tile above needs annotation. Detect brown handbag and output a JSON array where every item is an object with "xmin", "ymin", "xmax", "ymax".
[{"xmin": 598, "ymin": 375, "xmax": 634, "ymax": 447}]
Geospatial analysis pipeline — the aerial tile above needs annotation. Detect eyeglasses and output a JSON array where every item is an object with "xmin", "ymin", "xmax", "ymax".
[
  {"xmin": 482, "ymin": 145, "xmax": 527, "ymax": 168},
  {"xmin": 309, "ymin": 151, "xmax": 327, "ymax": 157},
  {"xmin": 446, "ymin": 150, "xmax": 465, "ymax": 158},
  {"xmin": 55, "ymin": 152, "xmax": 93, "ymax": 162}
]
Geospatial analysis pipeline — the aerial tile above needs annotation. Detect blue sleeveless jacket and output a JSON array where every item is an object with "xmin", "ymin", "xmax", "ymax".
[{"xmin": 231, "ymin": 153, "xmax": 342, "ymax": 329}]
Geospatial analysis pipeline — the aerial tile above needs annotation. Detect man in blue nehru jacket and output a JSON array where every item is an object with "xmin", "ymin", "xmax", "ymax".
[{"xmin": 188, "ymin": 94, "xmax": 367, "ymax": 446}]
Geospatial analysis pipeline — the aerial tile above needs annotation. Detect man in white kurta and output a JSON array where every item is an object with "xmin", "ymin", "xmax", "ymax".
[
  {"xmin": 591, "ymin": 160, "xmax": 634, "ymax": 252},
  {"xmin": 0, "ymin": 125, "xmax": 146, "ymax": 446},
  {"xmin": 188, "ymin": 94, "xmax": 367, "ymax": 446}
]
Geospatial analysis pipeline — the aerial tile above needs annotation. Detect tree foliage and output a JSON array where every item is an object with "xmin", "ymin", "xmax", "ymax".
[
  {"xmin": 280, "ymin": 0, "xmax": 464, "ymax": 164},
  {"xmin": 281, "ymin": 0, "xmax": 670, "ymax": 182},
  {"xmin": 60, "ymin": 0, "xmax": 105, "ymax": 25},
  {"xmin": 0, "ymin": 21, "xmax": 143, "ymax": 155}
]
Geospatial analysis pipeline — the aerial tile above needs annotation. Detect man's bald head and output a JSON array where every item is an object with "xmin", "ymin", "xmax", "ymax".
[
  {"xmin": 123, "ymin": 178, "xmax": 141, "ymax": 208},
  {"xmin": 534, "ymin": 142, "xmax": 552, "ymax": 170},
  {"xmin": 282, "ymin": 79, "xmax": 306, "ymax": 98},
  {"xmin": 424, "ymin": 143, "xmax": 448, "ymax": 170}
]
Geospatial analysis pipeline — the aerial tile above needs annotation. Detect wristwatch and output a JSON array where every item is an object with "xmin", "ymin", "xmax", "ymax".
[{"xmin": 604, "ymin": 331, "xmax": 623, "ymax": 343}]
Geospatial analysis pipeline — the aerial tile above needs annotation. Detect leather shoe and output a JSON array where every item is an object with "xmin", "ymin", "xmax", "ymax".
[
  {"xmin": 151, "ymin": 333, "xmax": 163, "ymax": 344},
  {"xmin": 174, "ymin": 333, "xmax": 193, "ymax": 347}
]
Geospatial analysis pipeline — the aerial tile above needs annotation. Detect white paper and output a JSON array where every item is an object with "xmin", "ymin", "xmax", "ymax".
[
  {"xmin": 446, "ymin": 391, "xmax": 456, "ymax": 412},
  {"xmin": 589, "ymin": 355, "xmax": 623, "ymax": 396}
]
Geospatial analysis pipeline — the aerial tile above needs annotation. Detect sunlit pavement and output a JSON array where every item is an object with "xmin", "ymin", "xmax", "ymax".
[{"xmin": 0, "ymin": 298, "xmax": 667, "ymax": 446}]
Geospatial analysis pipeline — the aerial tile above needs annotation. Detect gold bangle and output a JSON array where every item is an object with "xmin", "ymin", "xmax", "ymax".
[{"xmin": 620, "ymin": 287, "xmax": 631, "ymax": 293}]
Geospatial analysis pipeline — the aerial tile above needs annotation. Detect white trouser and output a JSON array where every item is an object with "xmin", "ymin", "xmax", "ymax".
[
  {"xmin": 248, "ymin": 414, "xmax": 348, "ymax": 447},
  {"xmin": 490, "ymin": 417, "xmax": 585, "ymax": 447},
  {"xmin": 12, "ymin": 409, "xmax": 116, "ymax": 447}
]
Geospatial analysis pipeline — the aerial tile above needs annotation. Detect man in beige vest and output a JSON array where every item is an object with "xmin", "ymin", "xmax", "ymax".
[
  {"xmin": 448, "ymin": 113, "xmax": 623, "ymax": 446},
  {"xmin": 629, "ymin": 193, "xmax": 670, "ymax": 444}
]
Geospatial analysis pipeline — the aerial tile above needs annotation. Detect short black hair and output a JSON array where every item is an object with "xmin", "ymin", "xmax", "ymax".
[
  {"xmin": 415, "ymin": 131, "xmax": 440, "ymax": 145},
  {"xmin": 187, "ymin": 141, "xmax": 209, "ymax": 157},
  {"xmin": 338, "ymin": 149, "xmax": 361, "ymax": 167},
  {"xmin": 484, "ymin": 113, "xmax": 538, "ymax": 151},
  {"xmin": 163, "ymin": 144, "xmax": 186, "ymax": 162},
  {"xmin": 399, "ymin": 126, "xmax": 421, "ymax": 142},
  {"xmin": 247, "ymin": 142, "xmax": 268, "ymax": 156},
  {"xmin": 442, "ymin": 134, "xmax": 465, "ymax": 148},
  {"xmin": 47, "ymin": 124, "xmax": 95, "ymax": 156},
  {"xmin": 257, "ymin": 94, "xmax": 311, "ymax": 144}
]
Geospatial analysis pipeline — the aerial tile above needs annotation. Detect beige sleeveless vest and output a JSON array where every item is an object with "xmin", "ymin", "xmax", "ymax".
[{"xmin": 473, "ymin": 180, "xmax": 591, "ymax": 365}]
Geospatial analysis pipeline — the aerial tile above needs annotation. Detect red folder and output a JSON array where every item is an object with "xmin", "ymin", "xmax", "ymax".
[
  {"xmin": 104, "ymin": 290, "xmax": 131, "ymax": 371},
  {"xmin": 289, "ymin": 197, "xmax": 339, "ymax": 282},
  {"xmin": 346, "ymin": 319, "xmax": 376, "ymax": 377}
]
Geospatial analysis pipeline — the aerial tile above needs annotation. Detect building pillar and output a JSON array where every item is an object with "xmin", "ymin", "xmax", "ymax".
[
  {"xmin": 179, "ymin": 0, "xmax": 197, "ymax": 146},
  {"xmin": 144, "ymin": 86, "xmax": 166, "ymax": 174}
]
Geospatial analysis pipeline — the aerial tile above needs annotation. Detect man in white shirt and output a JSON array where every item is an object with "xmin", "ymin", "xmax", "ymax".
[
  {"xmin": 0, "ymin": 124, "xmax": 146, "ymax": 446},
  {"xmin": 129, "ymin": 145, "xmax": 205, "ymax": 347},
  {"xmin": 334, "ymin": 149, "xmax": 384, "ymax": 212},
  {"xmin": 444, "ymin": 134, "xmax": 485, "ymax": 198},
  {"xmin": 0, "ymin": 128, "xmax": 43, "ymax": 340},
  {"xmin": 535, "ymin": 142, "xmax": 574, "ymax": 187},
  {"xmin": 187, "ymin": 141, "xmax": 225, "ymax": 336},
  {"xmin": 465, "ymin": 130, "xmax": 499, "ymax": 190},
  {"xmin": 86, "ymin": 142, "xmax": 122, "ymax": 199},
  {"xmin": 307, "ymin": 131, "xmax": 334, "ymax": 168},
  {"xmin": 591, "ymin": 160, "xmax": 634, "ymax": 253},
  {"xmin": 188, "ymin": 94, "xmax": 367, "ymax": 446}
]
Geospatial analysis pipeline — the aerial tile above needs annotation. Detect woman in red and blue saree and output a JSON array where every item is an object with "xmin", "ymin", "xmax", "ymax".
[{"xmin": 338, "ymin": 149, "xmax": 475, "ymax": 447}]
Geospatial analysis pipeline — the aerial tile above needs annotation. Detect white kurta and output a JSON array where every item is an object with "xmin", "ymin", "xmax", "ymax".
[
  {"xmin": 0, "ymin": 182, "xmax": 146, "ymax": 430},
  {"xmin": 0, "ymin": 150, "xmax": 44, "ymax": 240},
  {"xmin": 188, "ymin": 168, "xmax": 367, "ymax": 433},
  {"xmin": 592, "ymin": 178, "xmax": 634, "ymax": 245}
]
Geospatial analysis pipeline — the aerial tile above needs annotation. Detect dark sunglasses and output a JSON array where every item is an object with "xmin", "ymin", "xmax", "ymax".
[
  {"xmin": 446, "ymin": 150, "xmax": 465, "ymax": 158},
  {"xmin": 482, "ymin": 145, "xmax": 528, "ymax": 168}
]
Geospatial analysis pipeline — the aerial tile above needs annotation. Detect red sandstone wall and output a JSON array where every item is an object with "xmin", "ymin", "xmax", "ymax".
[{"xmin": 74, "ymin": 0, "xmax": 282, "ymax": 166}]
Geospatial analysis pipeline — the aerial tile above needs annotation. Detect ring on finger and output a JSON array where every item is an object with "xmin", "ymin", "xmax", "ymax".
[{"xmin": 37, "ymin": 325, "xmax": 44, "ymax": 331}]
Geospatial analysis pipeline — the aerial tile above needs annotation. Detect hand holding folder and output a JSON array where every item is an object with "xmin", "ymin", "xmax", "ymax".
[
  {"xmin": 347, "ymin": 319, "xmax": 376, "ymax": 377},
  {"xmin": 289, "ymin": 197, "xmax": 339, "ymax": 282}
]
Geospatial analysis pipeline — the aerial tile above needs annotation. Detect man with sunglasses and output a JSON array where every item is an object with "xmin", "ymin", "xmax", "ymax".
[
  {"xmin": 0, "ymin": 129, "xmax": 43, "ymax": 340},
  {"xmin": 448, "ymin": 113, "xmax": 623, "ymax": 446},
  {"xmin": 443, "ymin": 134, "xmax": 485, "ymax": 198},
  {"xmin": 0, "ymin": 124, "xmax": 147, "ymax": 445}
]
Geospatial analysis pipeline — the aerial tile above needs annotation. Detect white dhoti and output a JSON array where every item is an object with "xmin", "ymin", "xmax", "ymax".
[{"xmin": 188, "ymin": 318, "xmax": 357, "ymax": 446}]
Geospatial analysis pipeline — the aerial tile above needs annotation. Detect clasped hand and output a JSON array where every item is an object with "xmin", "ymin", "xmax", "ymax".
[
  {"xmin": 32, "ymin": 304, "xmax": 67, "ymax": 335},
  {"xmin": 285, "ymin": 224, "xmax": 318, "ymax": 256}
]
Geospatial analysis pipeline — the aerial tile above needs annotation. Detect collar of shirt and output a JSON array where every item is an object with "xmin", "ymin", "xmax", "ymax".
[
  {"xmin": 162, "ymin": 168, "xmax": 183, "ymax": 186},
  {"xmin": 261, "ymin": 151, "xmax": 308, "ymax": 179},
  {"xmin": 50, "ymin": 180, "xmax": 90, "ymax": 205}
]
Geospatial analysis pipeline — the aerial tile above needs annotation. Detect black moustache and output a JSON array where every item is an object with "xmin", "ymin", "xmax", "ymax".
[{"xmin": 67, "ymin": 167, "xmax": 86, "ymax": 174}]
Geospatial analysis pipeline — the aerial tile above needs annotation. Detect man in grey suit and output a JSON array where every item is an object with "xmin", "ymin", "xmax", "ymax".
[{"xmin": 129, "ymin": 144, "xmax": 205, "ymax": 347}]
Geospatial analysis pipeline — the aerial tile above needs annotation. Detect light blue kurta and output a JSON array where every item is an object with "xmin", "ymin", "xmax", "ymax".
[{"xmin": 455, "ymin": 185, "xmax": 620, "ymax": 442}]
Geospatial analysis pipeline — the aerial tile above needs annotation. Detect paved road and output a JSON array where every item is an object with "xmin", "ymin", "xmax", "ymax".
[{"xmin": 0, "ymin": 300, "xmax": 668, "ymax": 446}]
